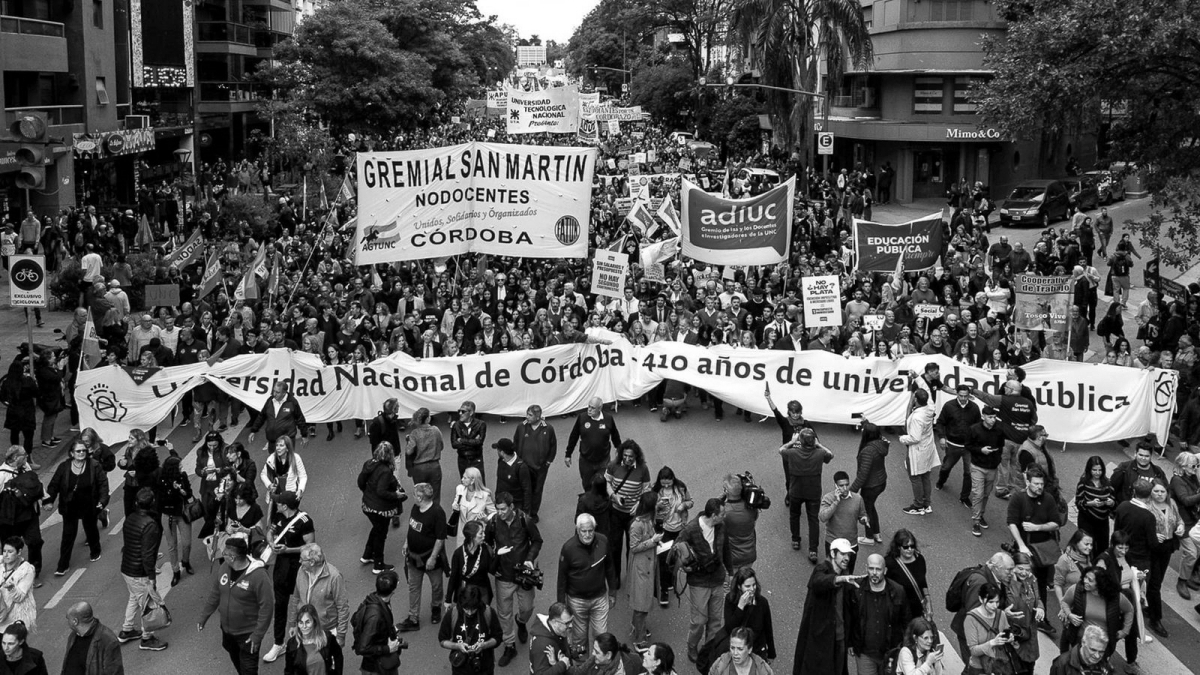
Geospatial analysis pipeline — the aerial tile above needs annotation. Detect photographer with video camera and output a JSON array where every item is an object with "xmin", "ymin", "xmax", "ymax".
[
  {"xmin": 722, "ymin": 474, "xmax": 762, "ymax": 577},
  {"xmin": 485, "ymin": 491, "xmax": 543, "ymax": 667},
  {"xmin": 780, "ymin": 428, "xmax": 834, "ymax": 563}
]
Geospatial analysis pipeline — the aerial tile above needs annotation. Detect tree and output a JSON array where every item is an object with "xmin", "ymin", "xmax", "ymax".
[
  {"xmin": 730, "ymin": 0, "xmax": 871, "ymax": 159},
  {"xmin": 644, "ymin": 0, "xmax": 730, "ymax": 79},
  {"xmin": 566, "ymin": 0, "xmax": 658, "ymax": 92},
  {"xmin": 976, "ymin": 0, "xmax": 1200, "ymax": 271},
  {"xmin": 630, "ymin": 59, "xmax": 697, "ymax": 130}
]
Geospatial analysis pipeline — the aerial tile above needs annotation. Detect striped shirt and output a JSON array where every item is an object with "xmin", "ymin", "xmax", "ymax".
[
  {"xmin": 605, "ymin": 463, "xmax": 650, "ymax": 515},
  {"xmin": 1074, "ymin": 480, "xmax": 1115, "ymax": 521}
]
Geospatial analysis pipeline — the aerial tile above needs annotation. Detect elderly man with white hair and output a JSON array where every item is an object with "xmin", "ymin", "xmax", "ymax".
[
  {"xmin": 285, "ymin": 543, "xmax": 350, "ymax": 646},
  {"xmin": 556, "ymin": 513, "xmax": 617, "ymax": 656}
]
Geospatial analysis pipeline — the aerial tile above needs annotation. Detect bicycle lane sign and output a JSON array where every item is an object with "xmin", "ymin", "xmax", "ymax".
[{"xmin": 9, "ymin": 254, "xmax": 46, "ymax": 308}]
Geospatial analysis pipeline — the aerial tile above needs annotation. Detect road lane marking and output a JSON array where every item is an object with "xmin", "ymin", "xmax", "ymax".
[{"xmin": 44, "ymin": 568, "xmax": 86, "ymax": 609}]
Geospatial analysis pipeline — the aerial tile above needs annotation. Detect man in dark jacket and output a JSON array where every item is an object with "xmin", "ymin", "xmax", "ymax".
[
  {"xmin": 450, "ymin": 400, "xmax": 487, "ymax": 481},
  {"xmin": 564, "ymin": 398, "xmax": 621, "ymax": 491},
  {"xmin": 198, "ymin": 536, "xmax": 274, "ymax": 674},
  {"xmin": 352, "ymin": 570, "xmax": 406, "ymax": 675},
  {"xmin": 487, "ymin": 491, "xmax": 543, "ymax": 666},
  {"xmin": 794, "ymin": 538, "xmax": 861, "ymax": 675},
  {"xmin": 512, "ymin": 405, "xmax": 557, "ymax": 522},
  {"xmin": 366, "ymin": 399, "xmax": 402, "ymax": 457},
  {"xmin": 847, "ymin": 554, "xmax": 910, "ymax": 675},
  {"xmin": 1110, "ymin": 441, "xmax": 1167, "ymax": 505},
  {"xmin": 556, "ymin": 513, "xmax": 617, "ymax": 656},
  {"xmin": 248, "ymin": 381, "xmax": 308, "ymax": 450},
  {"xmin": 676, "ymin": 498, "xmax": 728, "ymax": 663},
  {"xmin": 935, "ymin": 384, "xmax": 982, "ymax": 507},
  {"xmin": 117, "ymin": 488, "xmax": 167, "ymax": 650},
  {"xmin": 1050, "ymin": 625, "xmax": 1113, "ymax": 675},
  {"xmin": 494, "ymin": 439, "xmax": 533, "ymax": 513},
  {"xmin": 63, "ymin": 601, "xmax": 123, "ymax": 675},
  {"xmin": 0, "ymin": 445, "xmax": 44, "ymax": 579},
  {"xmin": 528, "ymin": 603, "xmax": 573, "ymax": 674}
]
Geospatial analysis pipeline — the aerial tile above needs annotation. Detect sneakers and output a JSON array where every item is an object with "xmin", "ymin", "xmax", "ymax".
[
  {"xmin": 431, "ymin": 608, "xmax": 442, "ymax": 624},
  {"xmin": 792, "ymin": 540, "xmax": 801, "ymax": 550},
  {"xmin": 54, "ymin": 569, "xmax": 67, "ymax": 577},
  {"xmin": 398, "ymin": 618, "xmax": 420, "ymax": 632},
  {"xmin": 902, "ymin": 504, "xmax": 925, "ymax": 515},
  {"xmin": 922, "ymin": 505, "xmax": 933, "ymax": 514},
  {"xmin": 117, "ymin": 629, "xmax": 141, "ymax": 644},
  {"xmin": 360, "ymin": 557, "xmax": 374, "ymax": 565},
  {"xmin": 89, "ymin": 552, "xmax": 102, "ymax": 562},
  {"xmin": 858, "ymin": 537, "xmax": 877, "ymax": 546},
  {"xmin": 262, "ymin": 643, "xmax": 284, "ymax": 662},
  {"xmin": 808, "ymin": 551, "xmax": 818, "ymax": 564},
  {"xmin": 498, "ymin": 645, "xmax": 518, "ymax": 667},
  {"xmin": 995, "ymin": 491, "xmax": 1011, "ymax": 500},
  {"xmin": 139, "ymin": 637, "xmax": 168, "ymax": 651},
  {"xmin": 979, "ymin": 516, "xmax": 990, "ymax": 529},
  {"xmin": 372, "ymin": 563, "xmax": 395, "ymax": 574},
  {"xmin": 972, "ymin": 523, "xmax": 982, "ymax": 537},
  {"xmin": 518, "ymin": 623, "xmax": 528, "ymax": 644}
]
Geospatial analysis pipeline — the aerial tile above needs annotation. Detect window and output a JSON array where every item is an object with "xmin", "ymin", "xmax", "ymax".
[
  {"xmin": 93, "ymin": 0, "xmax": 103, "ymax": 28},
  {"xmin": 913, "ymin": 77, "xmax": 944, "ymax": 115},
  {"xmin": 95, "ymin": 77, "xmax": 109, "ymax": 105}
]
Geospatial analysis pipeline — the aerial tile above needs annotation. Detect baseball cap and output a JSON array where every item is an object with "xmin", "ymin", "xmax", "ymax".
[
  {"xmin": 829, "ymin": 538, "xmax": 854, "ymax": 554},
  {"xmin": 108, "ymin": 279, "xmax": 121, "ymax": 287}
]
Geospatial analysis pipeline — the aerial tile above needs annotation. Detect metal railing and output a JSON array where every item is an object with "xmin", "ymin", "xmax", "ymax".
[
  {"xmin": 197, "ymin": 21, "xmax": 254, "ymax": 45},
  {"xmin": 199, "ymin": 82, "xmax": 263, "ymax": 102},
  {"xmin": 0, "ymin": 15, "xmax": 65, "ymax": 38},
  {"xmin": 4, "ymin": 104, "xmax": 84, "ymax": 125}
]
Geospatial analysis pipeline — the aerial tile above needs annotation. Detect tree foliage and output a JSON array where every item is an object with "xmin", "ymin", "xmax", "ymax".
[
  {"xmin": 977, "ymin": 0, "xmax": 1200, "ymax": 270},
  {"xmin": 629, "ymin": 58, "xmax": 697, "ymax": 131},
  {"xmin": 259, "ymin": 0, "xmax": 513, "ymax": 136},
  {"xmin": 566, "ymin": 0, "xmax": 658, "ymax": 92}
]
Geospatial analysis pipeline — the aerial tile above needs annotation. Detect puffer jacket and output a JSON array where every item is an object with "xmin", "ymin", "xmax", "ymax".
[
  {"xmin": 850, "ymin": 439, "xmax": 890, "ymax": 491},
  {"xmin": 120, "ymin": 508, "xmax": 162, "ymax": 578}
]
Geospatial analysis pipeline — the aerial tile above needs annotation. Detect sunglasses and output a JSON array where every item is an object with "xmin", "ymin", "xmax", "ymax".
[{"xmin": 900, "ymin": 543, "xmax": 916, "ymax": 549}]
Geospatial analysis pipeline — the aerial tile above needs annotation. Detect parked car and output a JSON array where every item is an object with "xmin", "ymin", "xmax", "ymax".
[
  {"xmin": 731, "ymin": 168, "xmax": 780, "ymax": 195},
  {"xmin": 998, "ymin": 180, "xmax": 1072, "ymax": 227},
  {"xmin": 1085, "ymin": 169, "xmax": 1126, "ymax": 204},
  {"xmin": 669, "ymin": 131, "xmax": 695, "ymax": 145},
  {"xmin": 1059, "ymin": 175, "xmax": 1100, "ymax": 212}
]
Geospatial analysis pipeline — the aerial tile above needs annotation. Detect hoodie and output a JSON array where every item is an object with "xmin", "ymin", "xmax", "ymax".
[
  {"xmin": 528, "ymin": 614, "xmax": 571, "ymax": 675},
  {"xmin": 199, "ymin": 558, "xmax": 273, "ymax": 643}
]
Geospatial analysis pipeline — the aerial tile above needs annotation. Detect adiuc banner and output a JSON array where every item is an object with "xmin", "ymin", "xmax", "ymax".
[
  {"xmin": 75, "ymin": 347, "xmax": 1174, "ymax": 447},
  {"xmin": 355, "ymin": 142, "xmax": 597, "ymax": 261},
  {"xmin": 507, "ymin": 86, "xmax": 581, "ymax": 134},
  {"xmin": 852, "ymin": 214, "xmax": 944, "ymax": 272},
  {"xmin": 1012, "ymin": 274, "xmax": 1072, "ymax": 332},
  {"xmin": 680, "ymin": 176, "xmax": 793, "ymax": 265}
]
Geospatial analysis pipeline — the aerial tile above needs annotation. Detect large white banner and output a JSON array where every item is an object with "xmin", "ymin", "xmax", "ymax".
[
  {"xmin": 78, "ymin": 347, "xmax": 1175, "ymax": 447},
  {"xmin": 507, "ymin": 86, "xmax": 581, "ymax": 134},
  {"xmin": 355, "ymin": 142, "xmax": 597, "ymax": 262}
]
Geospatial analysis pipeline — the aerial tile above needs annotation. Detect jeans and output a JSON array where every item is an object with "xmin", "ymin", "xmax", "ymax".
[
  {"xmin": 860, "ymin": 483, "xmax": 886, "ymax": 538},
  {"xmin": 273, "ymin": 554, "xmax": 301, "ymax": 645},
  {"xmin": 937, "ymin": 442, "xmax": 972, "ymax": 501},
  {"xmin": 566, "ymin": 594, "xmax": 609, "ymax": 655},
  {"xmin": 996, "ymin": 440, "xmax": 1020, "ymax": 496},
  {"xmin": 856, "ymin": 653, "xmax": 887, "ymax": 675},
  {"xmin": 971, "ymin": 466, "xmax": 998, "ymax": 524},
  {"xmin": 164, "ymin": 515, "xmax": 192, "ymax": 570},
  {"xmin": 495, "ymin": 579, "xmax": 535, "ymax": 647},
  {"xmin": 362, "ymin": 511, "xmax": 391, "ymax": 564},
  {"xmin": 410, "ymin": 462, "xmax": 443, "ymax": 505},
  {"xmin": 121, "ymin": 574, "xmax": 163, "ymax": 637},
  {"xmin": 59, "ymin": 511, "xmax": 101, "ymax": 571},
  {"xmin": 909, "ymin": 471, "xmax": 932, "ymax": 509},
  {"xmin": 406, "ymin": 558, "xmax": 444, "ymax": 622},
  {"xmin": 529, "ymin": 465, "xmax": 549, "ymax": 519},
  {"xmin": 685, "ymin": 584, "xmax": 724, "ymax": 654},
  {"xmin": 456, "ymin": 454, "xmax": 485, "ymax": 484},
  {"xmin": 1180, "ymin": 529, "xmax": 1200, "ymax": 581},
  {"xmin": 222, "ymin": 631, "xmax": 260, "ymax": 675},
  {"xmin": 789, "ymin": 495, "xmax": 820, "ymax": 551},
  {"xmin": 577, "ymin": 456, "xmax": 605, "ymax": 492},
  {"xmin": 39, "ymin": 410, "xmax": 59, "ymax": 444},
  {"xmin": 8, "ymin": 428, "xmax": 32, "ymax": 455}
]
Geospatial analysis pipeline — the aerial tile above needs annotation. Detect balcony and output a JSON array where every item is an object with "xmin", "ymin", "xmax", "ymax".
[
  {"xmin": 0, "ymin": 15, "xmax": 68, "ymax": 72},
  {"xmin": 196, "ymin": 21, "xmax": 258, "ymax": 56},
  {"xmin": 198, "ymin": 81, "xmax": 263, "ymax": 113},
  {"xmin": 4, "ymin": 105, "xmax": 84, "ymax": 125}
]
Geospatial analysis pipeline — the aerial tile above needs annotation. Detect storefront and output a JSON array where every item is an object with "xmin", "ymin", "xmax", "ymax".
[{"xmin": 72, "ymin": 127, "xmax": 157, "ymax": 209}]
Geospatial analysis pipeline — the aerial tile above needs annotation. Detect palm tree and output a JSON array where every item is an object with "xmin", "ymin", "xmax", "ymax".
[{"xmin": 730, "ymin": 0, "xmax": 872, "ymax": 162}]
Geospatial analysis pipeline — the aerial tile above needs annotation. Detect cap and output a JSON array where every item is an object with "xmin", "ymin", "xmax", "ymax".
[
  {"xmin": 493, "ymin": 438, "xmax": 515, "ymax": 454},
  {"xmin": 108, "ymin": 279, "xmax": 121, "ymax": 287},
  {"xmin": 276, "ymin": 491, "xmax": 300, "ymax": 509},
  {"xmin": 224, "ymin": 535, "xmax": 249, "ymax": 556},
  {"xmin": 982, "ymin": 406, "xmax": 999, "ymax": 415},
  {"xmin": 829, "ymin": 538, "xmax": 854, "ymax": 554}
]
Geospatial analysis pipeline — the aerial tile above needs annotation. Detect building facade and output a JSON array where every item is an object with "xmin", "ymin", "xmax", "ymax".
[{"xmin": 822, "ymin": 0, "xmax": 1095, "ymax": 202}]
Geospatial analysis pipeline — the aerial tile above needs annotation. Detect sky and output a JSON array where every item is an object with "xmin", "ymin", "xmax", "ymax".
[{"xmin": 476, "ymin": 0, "xmax": 600, "ymax": 44}]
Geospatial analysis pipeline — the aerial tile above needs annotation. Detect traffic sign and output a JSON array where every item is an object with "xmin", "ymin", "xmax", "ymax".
[
  {"xmin": 817, "ymin": 132, "xmax": 834, "ymax": 155},
  {"xmin": 9, "ymin": 254, "xmax": 46, "ymax": 308}
]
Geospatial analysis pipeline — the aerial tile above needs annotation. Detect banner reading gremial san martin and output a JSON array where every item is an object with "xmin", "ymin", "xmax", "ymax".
[
  {"xmin": 77, "ymin": 346, "xmax": 1174, "ymax": 447},
  {"xmin": 355, "ymin": 142, "xmax": 597, "ymax": 262},
  {"xmin": 680, "ymin": 177, "xmax": 794, "ymax": 265},
  {"xmin": 507, "ymin": 86, "xmax": 581, "ymax": 134},
  {"xmin": 852, "ymin": 214, "xmax": 944, "ymax": 272}
]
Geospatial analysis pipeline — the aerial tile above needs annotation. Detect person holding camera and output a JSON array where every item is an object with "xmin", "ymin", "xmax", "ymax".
[
  {"xmin": 676, "ymin": 498, "xmax": 728, "ymax": 664},
  {"xmin": 350, "ymin": 570, "xmax": 407, "ymax": 675},
  {"xmin": 439, "ymin": 584, "xmax": 502, "ymax": 675},
  {"xmin": 964, "ymin": 583, "xmax": 1015, "ymax": 675},
  {"xmin": 819, "ymin": 471, "xmax": 868, "ymax": 573},
  {"xmin": 779, "ymin": 428, "xmax": 833, "ymax": 563},
  {"xmin": 486, "ymin": 490, "xmax": 543, "ymax": 667},
  {"xmin": 722, "ymin": 474, "xmax": 759, "ymax": 576}
]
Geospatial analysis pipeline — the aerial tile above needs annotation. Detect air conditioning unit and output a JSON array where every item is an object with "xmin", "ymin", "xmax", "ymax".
[{"xmin": 124, "ymin": 115, "xmax": 151, "ymax": 129}]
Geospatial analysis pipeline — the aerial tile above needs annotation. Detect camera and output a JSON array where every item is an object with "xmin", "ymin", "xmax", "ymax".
[
  {"xmin": 514, "ymin": 564, "xmax": 544, "ymax": 591},
  {"xmin": 737, "ymin": 472, "xmax": 771, "ymax": 510}
]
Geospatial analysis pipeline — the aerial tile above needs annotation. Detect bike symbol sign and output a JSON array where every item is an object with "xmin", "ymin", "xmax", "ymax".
[{"xmin": 9, "ymin": 255, "xmax": 46, "ymax": 308}]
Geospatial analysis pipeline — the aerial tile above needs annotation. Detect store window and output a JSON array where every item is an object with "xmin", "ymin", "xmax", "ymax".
[
  {"xmin": 914, "ymin": 77, "xmax": 944, "ymax": 115},
  {"xmin": 93, "ymin": 0, "xmax": 103, "ymax": 28}
]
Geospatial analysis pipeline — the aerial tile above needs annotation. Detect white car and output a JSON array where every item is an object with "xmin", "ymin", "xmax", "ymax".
[
  {"xmin": 669, "ymin": 131, "xmax": 695, "ymax": 145},
  {"xmin": 732, "ymin": 168, "xmax": 780, "ymax": 194}
]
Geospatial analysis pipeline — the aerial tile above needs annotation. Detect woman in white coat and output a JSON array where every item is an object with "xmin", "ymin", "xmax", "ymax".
[
  {"xmin": 260, "ymin": 436, "xmax": 308, "ymax": 521},
  {"xmin": 900, "ymin": 389, "xmax": 940, "ymax": 515},
  {"xmin": 0, "ymin": 536, "xmax": 37, "ymax": 633},
  {"xmin": 451, "ymin": 467, "xmax": 496, "ymax": 549}
]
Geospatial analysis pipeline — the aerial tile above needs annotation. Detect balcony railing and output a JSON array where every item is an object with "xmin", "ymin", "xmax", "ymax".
[
  {"xmin": 197, "ymin": 21, "xmax": 254, "ymax": 45},
  {"xmin": 199, "ymin": 82, "xmax": 263, "ymax": 102},
  {"xmin": 0, "ymin": 15, "xmax": 65, "ymax": 38},
  {"xmin": 4, "ymin": 104, "xmax": 84, "ymax": 125}
]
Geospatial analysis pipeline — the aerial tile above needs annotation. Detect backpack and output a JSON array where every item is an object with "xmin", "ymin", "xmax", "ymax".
[
  {"xmin": 350, "ymin": 599, "xmax": 370, "ymax": 654},
  {"xmin": 883, "ymin": 646, "xmax": 901, "ymax": 675},
  {"xmin": 945, "ymin": 564, "xmax": 985, "ymax": 613}
]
